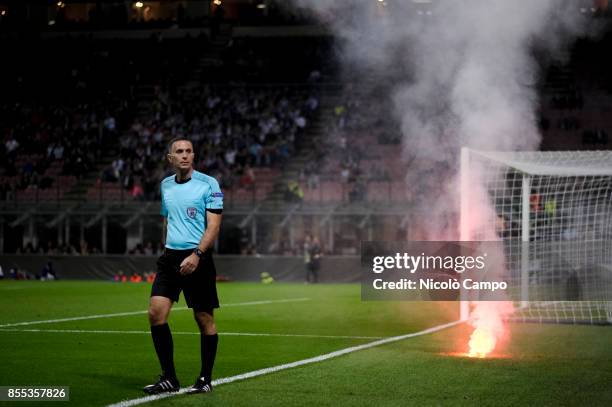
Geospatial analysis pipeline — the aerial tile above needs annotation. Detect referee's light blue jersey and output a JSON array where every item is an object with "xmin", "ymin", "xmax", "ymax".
[{"xmin": 161, "ymin": 170, "xmax": 223, "ymax": 250}]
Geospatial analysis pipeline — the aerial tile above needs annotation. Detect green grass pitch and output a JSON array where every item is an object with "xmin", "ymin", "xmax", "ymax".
[{"xmin": 0, "ymin": 280, "xmax": 611, "ymax": 406}]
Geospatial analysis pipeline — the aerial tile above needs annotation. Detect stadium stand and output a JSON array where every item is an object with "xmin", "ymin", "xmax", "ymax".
[
  {"xmin": 1, "ymin": 5, "xmax": 611, "ymax": 256},
  {"xmin": 0, "ymin": 35, "xmax": 323, "ymax": 206}
]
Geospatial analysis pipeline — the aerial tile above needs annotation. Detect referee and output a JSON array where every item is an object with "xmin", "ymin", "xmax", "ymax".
[{"xmin": 143, "ymin": 138, "xmax": 223, "ymax": 395}]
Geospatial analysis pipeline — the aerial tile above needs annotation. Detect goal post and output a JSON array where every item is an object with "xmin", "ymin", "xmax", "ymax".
[{"xmin": 460, "ymin": 147, "xmax": 612, "ymax": 324}]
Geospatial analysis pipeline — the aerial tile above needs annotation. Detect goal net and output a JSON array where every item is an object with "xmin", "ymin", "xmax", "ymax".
[{"xmin": 460, "ymin": 148, "xmax": 612, "ymax": 324}]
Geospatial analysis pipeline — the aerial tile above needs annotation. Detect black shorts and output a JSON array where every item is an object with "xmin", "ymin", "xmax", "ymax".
[{"xmin": 151, "ymin": 248, "xmax": 220, "ymax": 311}]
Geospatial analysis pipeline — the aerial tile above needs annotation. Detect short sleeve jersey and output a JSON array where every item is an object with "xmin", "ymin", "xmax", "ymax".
[{"xmin": 160, "ymin": 170, "xmax": 223, "ymax": 250}]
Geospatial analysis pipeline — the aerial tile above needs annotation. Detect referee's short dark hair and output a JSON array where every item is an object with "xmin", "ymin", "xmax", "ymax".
[{"xmin": 167, "ymin": 137, "xmax": 194, "ymax": 154}]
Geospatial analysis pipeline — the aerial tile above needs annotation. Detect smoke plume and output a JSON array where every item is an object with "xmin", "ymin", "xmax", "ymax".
[
  {"xmin": 293, "ymin": 0, "xmax": 590, "ymax": 238},
  {"xmin": 292, "ymin": 0, "xmax": 594, "ymax": 354}
]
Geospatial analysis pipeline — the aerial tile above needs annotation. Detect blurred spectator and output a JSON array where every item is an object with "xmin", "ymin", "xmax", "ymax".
[
  {"xmin": 349, "ymin": 178, "xmax": 366, "ymax": 203},
  {"xmin": 142, "ymin": 242, "xmax": 151, "ymax": 255},
  {"xmin": 260, "ymin": 272, "xmax": 274, "ymax": 284},
  {"xmin": 5, "ymin": 135, "xmax": 19, "ymax": 155},
  {"xmin": 239, "ymin": 164, "xmax": 256, "ymax": 187},
  {"xmin": 130, "ymin": 272, "xmax": 143, "ymax": 283},
  {"xmin": 40, "ymin": 261, "xmax": 57, "ymax": 281},
  {"xmin": 303, "ymin": 234, "xmax": 312, "ymax": 281},
  {"xmin": 113, "ymin": 271, "xmax": 127, "ymax": 283},
  {"xmin": 284, "ymin": 180, "xmax": 303, "ymax": 202},
  {"xmin": 79, "ymin": 240, "xmax": 90, "ymax": 255},
  {"xmin": 306, "ymin": 237, "xmax": 322, "ymax": 283},
  {"xmin": 131, "ymin": 179, "xmax": 145, "ymax": 200}
]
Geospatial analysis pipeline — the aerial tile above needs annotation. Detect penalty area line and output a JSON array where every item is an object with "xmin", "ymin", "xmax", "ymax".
[
  {"xmin": 0, "ymin": 328, "xmax": 383, "ymax": 340},
  {"xmin": 0, "ymin": 298, "xmax": 310, "ymax": 328},
  {"xmin": 106, "ymin": 319, "xmax": 463, "ymax": 407}
]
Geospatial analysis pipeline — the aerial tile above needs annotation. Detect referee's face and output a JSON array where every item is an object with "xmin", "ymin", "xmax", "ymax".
[{"xmin": 168, "ymin": 140, "xmax": 195, "ymax": 171}]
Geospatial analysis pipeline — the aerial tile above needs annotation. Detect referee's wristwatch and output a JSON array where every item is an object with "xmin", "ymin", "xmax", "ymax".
[{"xmin": 194, "ymin": 248, "xmax": 205, "ymax": 258}]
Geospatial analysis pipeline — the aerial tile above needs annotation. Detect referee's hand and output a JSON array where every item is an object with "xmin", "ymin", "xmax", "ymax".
[{"xmin": 179, "ymin": 253, "xmax": 200, "ymax": 275}]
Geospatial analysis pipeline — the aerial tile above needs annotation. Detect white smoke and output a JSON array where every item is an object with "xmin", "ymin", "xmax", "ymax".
[
  {"xmin": 292, "ymin": 0, "xmax": 597, "ymax": 352},
  {"xmin": 292, "ymin": 0, "xmax": 592, "ymax": 239}
]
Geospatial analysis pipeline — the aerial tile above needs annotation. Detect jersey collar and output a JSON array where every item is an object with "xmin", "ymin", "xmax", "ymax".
[{"xmin": 174, "ymin": 176, "xmax": 192, "ymax": 184}]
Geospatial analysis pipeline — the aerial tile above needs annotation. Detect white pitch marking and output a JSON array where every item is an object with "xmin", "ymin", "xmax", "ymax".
[
  {"xmin": 0, "ymin": 328, "xmax": 383, "ymax": 340},
  {"xmin": 106, "ymin": 319, "xmax": 463, "ymax": 407},
  {"xmin": 0, "ymin": 298, "xmax": 310, "ymax": 328}
]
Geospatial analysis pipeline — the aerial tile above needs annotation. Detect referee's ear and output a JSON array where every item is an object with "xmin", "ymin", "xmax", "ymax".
[{"xmin": 166, "ymin": 139, "xmax": 176, "ymax": 164}]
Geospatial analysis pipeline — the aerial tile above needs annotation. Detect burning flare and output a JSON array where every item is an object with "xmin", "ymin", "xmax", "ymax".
[
  {"xmin": 468, "ymin": 326, "xmax": 496, "ymax": 358},
  {"xmin": 466, "ymin": 301, "xmax": 513, "ymax": 358}
]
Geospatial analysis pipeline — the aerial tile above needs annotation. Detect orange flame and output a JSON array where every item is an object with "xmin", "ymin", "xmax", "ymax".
[
  {"xmin": 465, "ymin": 301, "xmax": 513, "ymax": 358},
  {"xmin": 468, "ymin": 326, "xmax": 496, "ymax": 358}
]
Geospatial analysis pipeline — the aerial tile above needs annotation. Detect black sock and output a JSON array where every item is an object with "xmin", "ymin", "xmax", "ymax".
[
  {"xmin": 151, "ymin": 323, "xmax": 176, "ymax": 379},
  {"xmin": 200, "ymin": 333, "xmax": 218, "ymax": 381}
]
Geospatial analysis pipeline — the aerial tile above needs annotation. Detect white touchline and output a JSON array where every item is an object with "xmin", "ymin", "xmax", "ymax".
[
  {"xmin": 0, "ymin": 328, "xmax": 383, "ymax": 340},
  {"xmin": 0, "ymin": 298, "xmax": 310, "ymax": 328},
  {"xmin": 106, "ymin": 319, "xmax": 464, "ymax": 407}
]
